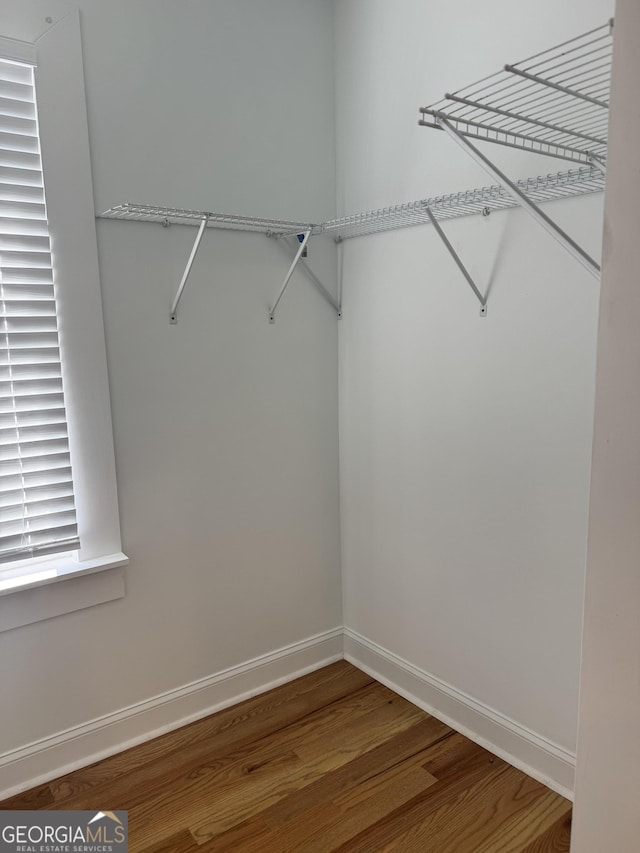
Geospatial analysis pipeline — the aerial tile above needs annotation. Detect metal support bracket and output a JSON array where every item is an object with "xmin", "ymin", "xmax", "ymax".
[
  {"xmin": 588, "ymin": 155, "xmax": 607, "ymax": 176},
  {"xmin": 424, "ymin": 206, "xmax": 487, "ymax": 316},
  {"xmin": 275, "ymin": 235, "xmax": 342, "ymax": 319},
  {"xmin": 269, "ymin": 229, "xmax": 312, "ymax": 323},
  {"xmin": 435, "ymin": 115, "xmax": 600, "ymax": 280},
  {"xmin": 170, "ymin": 214, "xmax": 210, "ymax": 323}
]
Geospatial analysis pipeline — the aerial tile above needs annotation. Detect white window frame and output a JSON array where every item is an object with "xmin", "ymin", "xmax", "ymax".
[{"xmin": 0, "ymin": 12, "xmax": 127, "ymax": 631}]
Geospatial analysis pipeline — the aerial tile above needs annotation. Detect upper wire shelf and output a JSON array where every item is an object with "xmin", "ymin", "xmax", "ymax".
[{"xmin": 420, "ymin": 20, "xmax": 613, "ymax": 166}]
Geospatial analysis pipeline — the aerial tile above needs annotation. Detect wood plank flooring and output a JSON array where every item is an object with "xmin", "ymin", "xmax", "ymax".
[{"xmin": 1, "ymin": 661, "xmax": 572, "ymax": 851}]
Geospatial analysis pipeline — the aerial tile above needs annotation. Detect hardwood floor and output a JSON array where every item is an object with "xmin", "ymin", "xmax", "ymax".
[{"xmin": 1, "ymin": 661, "xmax": 572, "ymax": 851}]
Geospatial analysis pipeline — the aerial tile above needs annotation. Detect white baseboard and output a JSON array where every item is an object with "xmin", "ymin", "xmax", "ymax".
[
  {"xmin": 0, "ymin": 627, "xmax": 343, "ymax": 801},
  {"xmin": 343, "ymin": 628, "xmax": 575, "ymax": 800},
  {"xmin": 1, "ymin": 626, "xmax": 577, "ymax": 803}
]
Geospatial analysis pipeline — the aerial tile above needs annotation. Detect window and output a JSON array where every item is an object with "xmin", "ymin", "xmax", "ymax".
[
  {"xmin": 0, "ymin": 54, "xmax": 80, "ymax": 565},
  {"xmin": 0, "ymin": 16, "xmax": 127, "ymax": 630}
]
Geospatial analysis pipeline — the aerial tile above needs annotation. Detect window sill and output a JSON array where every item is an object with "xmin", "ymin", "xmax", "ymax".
[
  {"xmin": 0, "ymin": 553, "xmax": 129, "ymax": 632},
  {"xmin": 0, "ymin": 552, "xmax": 128, "ymax": 596}
]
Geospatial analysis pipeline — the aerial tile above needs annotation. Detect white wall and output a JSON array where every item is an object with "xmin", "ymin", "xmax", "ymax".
[
  {"xmin": 571, "ymin": 1, "xmax": 640, "ymax": 848},
  {"xmin": 336, "ymin": 0, "xmax": 612, "ymax": 788},
  {"xmin": 0, "ymin": 0, "xmax": 341, "ymax": 769}
]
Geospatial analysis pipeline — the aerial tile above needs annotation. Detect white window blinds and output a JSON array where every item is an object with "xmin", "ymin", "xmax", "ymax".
[{"xmin": 0, "ymin": 55, "xmax": 79, "ymax": 564}]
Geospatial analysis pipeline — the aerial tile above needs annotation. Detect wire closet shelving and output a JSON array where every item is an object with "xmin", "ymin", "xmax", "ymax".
[
  {"xmin": 414, "ymin": 19, "xmax": 613, "ymax": 293},
  {"xmin": 100, "ymin": 164, "xmax": 604, "ymax": 242},
  {"xmin": 99, "ymin": 21, "xmax": 612, "ymax": 322},
  {"xmin": 99, "ymin": 204, "xmax": 314, "ymax": 236},
  {"xmin": 320, "ymin": 165, "xmax": 604, "ymax": 241},
  {"xmin": 420, "ymin": 20, "xmax": 613, "ymax": 169}
]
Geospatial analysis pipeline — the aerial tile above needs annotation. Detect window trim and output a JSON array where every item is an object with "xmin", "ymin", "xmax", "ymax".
[
  {"xmin": 0, "ymin": 551, "xmax": 128, "ymax": 595},
  {"xmin": 0, "ymin": 12, "xmax": 128, "ymax": 629}
]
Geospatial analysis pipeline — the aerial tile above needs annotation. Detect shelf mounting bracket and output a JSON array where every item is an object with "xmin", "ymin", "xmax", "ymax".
[
  {"xmin": 435, "ymin": 114, "xmax": 600, "ymax": 280},
  {"xmin": 170, "ymin": 214, "xmax": 210, "ymax": 323},
  {"xmin": 424, "ymin": 205, "xmax": 487, "ymax": 315},
  {"xmin": 588, "ymin": 155, "xmax": 607, "ymax": 176},
  {"xmin": 269, "ymin": 228, "xmax": 312, "ymax": 323},
  {"xmin": 276, "ymin": 235, "xmax": 342, "ymax": 318}
]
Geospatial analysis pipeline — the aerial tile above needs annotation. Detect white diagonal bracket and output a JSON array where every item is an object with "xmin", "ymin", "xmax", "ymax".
[
  {"xmin": 170, "ymin": 214, "xmax": 210, "ymax": 323},
  {"xmin": 275, "ymin": 235, "xmax": 342, "ymax": 318},
  {"xmin": 435, "ymin": 115, "xmax": 600, "ymax": 280},
  {"xmin": 269, "ymin": 229, "xmax": 312, "ymax": 323},
  {"xmin": 424, "ymin": 205, "xmax": 487, "ymax": 316}
]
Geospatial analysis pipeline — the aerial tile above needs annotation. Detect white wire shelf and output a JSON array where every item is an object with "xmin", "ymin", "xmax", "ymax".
[
  {"xmin": 320, "ymin": 165, "xmax": 604, "ymax": 241},
  {"xmin": 420, "ymin": 20, "xmax": 613, "ymax": 166},
  {"xmin": 99, "ymin": 203, "xmax": 316, "ymax": 236},
  {"xmin": 101, "ymin": 166, "xmax": 603, "ymax": 245},
  {"xmin": 97, "ymin": 165, "xmax": 604, "ymax": 322}
]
